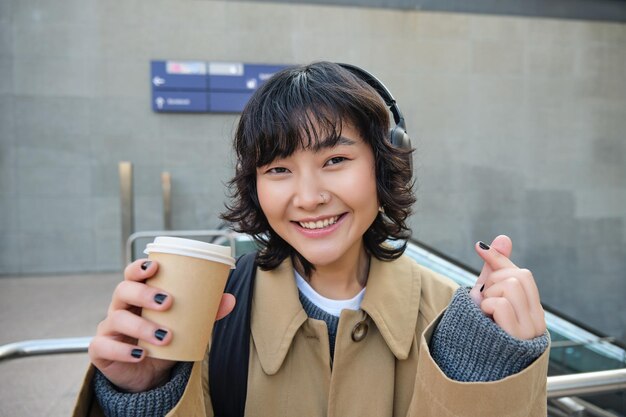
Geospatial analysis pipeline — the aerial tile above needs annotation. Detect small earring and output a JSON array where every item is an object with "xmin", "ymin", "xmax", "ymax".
[{"xmin": 378, "ymin": 206, "xmax": 385, "ymax": 214}]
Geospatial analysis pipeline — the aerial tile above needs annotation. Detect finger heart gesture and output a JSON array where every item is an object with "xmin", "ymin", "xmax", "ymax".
[{"xmin": 469, "ymin": 235, "xmax": 546, "ymax": 340}]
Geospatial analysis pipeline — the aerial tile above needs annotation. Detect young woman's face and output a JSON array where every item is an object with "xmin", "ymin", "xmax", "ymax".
[{"xmin": 256, "ymin": 124, "xmax": 379, "ymax": 269}]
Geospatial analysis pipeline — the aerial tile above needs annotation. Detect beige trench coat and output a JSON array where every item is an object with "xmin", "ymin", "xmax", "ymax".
[{"xmin": 73, "ymin": 255, "xmax": 550, "ymax": 417}]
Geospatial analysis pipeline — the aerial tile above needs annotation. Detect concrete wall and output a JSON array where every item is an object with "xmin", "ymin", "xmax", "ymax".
[{"xmin": 0, "ymin": 1, "xmax": 624, "ymax": 342}]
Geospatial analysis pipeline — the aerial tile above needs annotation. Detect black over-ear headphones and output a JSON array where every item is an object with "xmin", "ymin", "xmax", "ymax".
[{"xmin": 337, "ymin": 63, "xmax": 413, "ymax": 170}]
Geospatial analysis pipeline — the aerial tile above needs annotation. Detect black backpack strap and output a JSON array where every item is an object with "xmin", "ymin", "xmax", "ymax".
[{"xmin": 209, "ymin": 251, "xmax": 257, "ymax": 417}]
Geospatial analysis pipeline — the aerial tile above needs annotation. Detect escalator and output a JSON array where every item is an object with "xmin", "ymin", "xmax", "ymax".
[{"xmin": 403, "ymin": 239, "xmax": 625, "ymax": 416}]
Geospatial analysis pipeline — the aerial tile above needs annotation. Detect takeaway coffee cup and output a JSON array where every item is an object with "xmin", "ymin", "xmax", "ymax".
[{"xmin": 139, "ymin": 236, "xmax": 236, "ymax": 361}]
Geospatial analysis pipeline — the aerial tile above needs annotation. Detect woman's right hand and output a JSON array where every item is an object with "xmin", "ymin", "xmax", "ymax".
[{"xmin": 88, "ymin": 259, "xmax": 236, "ymax": 393}]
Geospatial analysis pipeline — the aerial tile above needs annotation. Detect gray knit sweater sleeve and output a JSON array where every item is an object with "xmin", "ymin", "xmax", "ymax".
[
  {"xmin": 430, "ymin": 287, "xmax": 549, "ymax": 382},
  {"xmin": 93, "ymin": 361, "xmax": 192, "ymax": 417}
]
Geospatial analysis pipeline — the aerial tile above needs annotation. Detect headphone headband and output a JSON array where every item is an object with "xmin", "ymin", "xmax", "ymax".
[
  {"xmin": 336, "ymin": 63, "xmax": 406, "ymax": 131},
  {"xmin": 336, "ymin": 62, "xmax": 413, "ymax": 173}
]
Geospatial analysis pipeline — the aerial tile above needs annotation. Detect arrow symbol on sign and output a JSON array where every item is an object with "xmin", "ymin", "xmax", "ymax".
[{"xmin": 153, "ymin": 76, "xmax": 165, "ymax": 86}]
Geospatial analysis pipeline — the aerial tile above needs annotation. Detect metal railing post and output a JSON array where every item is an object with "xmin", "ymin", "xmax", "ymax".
[
  {"xmin": 162, "ymin": 172, "xmax": 172, "ymax": 230},
  {"xmin": 119, "ymin": 162, "xmax": 134, "ymax": 269}
]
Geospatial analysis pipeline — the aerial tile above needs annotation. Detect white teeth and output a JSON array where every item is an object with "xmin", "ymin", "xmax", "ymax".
[{"xmin": 299, "ymin": 216, "xmax": 339, "ymax": 230}]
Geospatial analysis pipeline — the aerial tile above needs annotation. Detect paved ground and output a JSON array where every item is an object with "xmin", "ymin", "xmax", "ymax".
[{"xmin": 0, "ymin": 272, "xmax": 120, "ymax": 417}]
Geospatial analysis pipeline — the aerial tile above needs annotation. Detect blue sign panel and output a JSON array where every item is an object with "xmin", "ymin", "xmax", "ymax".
[
  {"xmin": 152, "ymin": 91, "xmax": 209, "ymax": 113},
  {"xmin": 151, "ymin": 60, "xmax": 209, "ymax": 91},
  {"xmin": 150, "ymin": 60, "xmax": 288, "ymax": 113},
  {"xmin": 209, "ymin": 92, "xmax": 253, "ymax": 113},
  {"xmin": 208, "ymin": 62, "xmax": 287, "ymax": 91}
]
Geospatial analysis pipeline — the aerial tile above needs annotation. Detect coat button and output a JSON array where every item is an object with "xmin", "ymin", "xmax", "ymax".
[{"xmin": 351, "ymin": 320, "xmax": 369, "ymax": 342}]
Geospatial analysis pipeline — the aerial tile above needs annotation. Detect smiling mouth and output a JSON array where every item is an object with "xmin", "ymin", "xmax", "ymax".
[{"xmin": 297, "ymin": 215, "xmax": 342, "ymax": 230}]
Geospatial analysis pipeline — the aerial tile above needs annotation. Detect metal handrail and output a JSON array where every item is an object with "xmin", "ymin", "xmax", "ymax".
[
  {"xmin": 546, "ymin": 368, "xmax": 626, "ymax": 398},
  {"xmin": 0, "ymin": 337, "xmax": 92, "ymax": 360},
  {"xmin": 1, "ymin": 337, "xmax": 625, "ymax": 399},
  {"xmin": 551, "ymin": 337, "xmax": 617, "ymax": 349},
  {"xmin": 125, "ymin": 229, "xmax": 238, "ymax": 265}
]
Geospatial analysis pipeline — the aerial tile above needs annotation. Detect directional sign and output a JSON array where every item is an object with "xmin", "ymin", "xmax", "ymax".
[
  {"xmin": 209, "ymin": 92, "xmax": 253, "ymax": 113},
  {"xmin": 150, "ymin": 60, "xmax": 288, "ymax": 113},
  {"xmin": 209, "ymin": 63, "xmax": 287, "ymax": 91},
  {"xmin": 152, "ymin": 91, "xmax": 209, "ymax": 113},
  {"xmin": 151, "ymin": 61, "xmax": 209, "ymax": 91}
]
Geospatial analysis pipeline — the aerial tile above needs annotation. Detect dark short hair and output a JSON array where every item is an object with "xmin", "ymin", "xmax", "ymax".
[{"xmin": 221, "ymin": 61, "xmax": 415, "ymax": 275}]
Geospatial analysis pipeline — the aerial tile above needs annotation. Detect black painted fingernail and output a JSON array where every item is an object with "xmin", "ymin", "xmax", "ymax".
[
  {"xmin": 154, "ymin": 293, "xmax": 167, "ymax": 304},
  {"xmin": 141, "ymin": 261, "xmax": 152, "ymax": 271},
  {"xmin": 480, "ymin": 284, "xmax": 485, "ymax": 292},
  {"xmin": 155, "ymin": 329, "xmax": 168, "ymax": 341},
  {"xmin": 131, "ymin": 348, "xmax": 143, "ymax": 359},
  {"xmin": 479, "ymin": 241, "xmax": 490, "ymax": 250}
]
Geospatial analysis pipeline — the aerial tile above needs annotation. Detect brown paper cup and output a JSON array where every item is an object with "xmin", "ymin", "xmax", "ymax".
[{"xmin": 138, "ymin": 237, "xmax": 235, "ymax": 361}]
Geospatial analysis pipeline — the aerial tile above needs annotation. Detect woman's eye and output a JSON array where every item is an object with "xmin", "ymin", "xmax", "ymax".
[
  {"xmin": 326, "ymin": 156, "xmax": 347, "ymax": 166},
  {"xmin": 267, "ymin": 167, "xmax": 289, "ymax": 174}
]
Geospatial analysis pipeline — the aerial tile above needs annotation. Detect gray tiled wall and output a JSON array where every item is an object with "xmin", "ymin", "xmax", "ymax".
[{"xmin": 0, "ymin": 0, "xmax": 624, "ymax": 342}]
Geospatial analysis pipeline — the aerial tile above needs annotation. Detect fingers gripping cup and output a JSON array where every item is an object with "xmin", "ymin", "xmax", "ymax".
[{"xmin": 139, "ymin": 237, "xmax": 236, "ymax": 361}]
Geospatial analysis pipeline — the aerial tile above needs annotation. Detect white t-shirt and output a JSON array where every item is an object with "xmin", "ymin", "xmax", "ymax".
[{"xmin": 294, "ymin": 269, "xmax": 366, "ymax": 317}]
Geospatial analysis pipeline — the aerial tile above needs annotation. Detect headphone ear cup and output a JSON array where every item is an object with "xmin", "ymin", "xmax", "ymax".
[
  {"xmin": 389, "ymin": 126, "xmax": 411, "ymax": 150},
  {"xmin": 389, "ymin": 126, "xmax": 413, "ymax": 174}
]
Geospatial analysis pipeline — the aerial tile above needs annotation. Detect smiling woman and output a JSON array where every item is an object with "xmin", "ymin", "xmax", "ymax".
[
  {"xmin": 223, "ymin": 62, "xmax": 415, "ymax": 279},
  {"xmin": 75, "ymin": 62, "xmax": 550, "ymax": 417}
]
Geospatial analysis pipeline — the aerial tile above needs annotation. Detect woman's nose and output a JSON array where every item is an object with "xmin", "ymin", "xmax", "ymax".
[{"xmin": 292, "ymin": 177, "xmax": 326, "ymax": 211}]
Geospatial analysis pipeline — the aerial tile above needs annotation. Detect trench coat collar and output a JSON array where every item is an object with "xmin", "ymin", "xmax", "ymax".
[
  {"xmin": 360, "ymin": 255, "xmax": 421, "ymax": 360},
  {"xmin": 250, "ymin": 255, "xmax": 422, "ymax": 375},
  {"xmin": 251, "ymin": 256, "xmax": 308, "ymax": 375}
]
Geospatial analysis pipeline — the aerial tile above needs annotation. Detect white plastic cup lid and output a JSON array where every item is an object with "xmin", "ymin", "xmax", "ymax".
[{"xmin": 144, "ymin": 236, "xmax": 236, "ymax": 268}]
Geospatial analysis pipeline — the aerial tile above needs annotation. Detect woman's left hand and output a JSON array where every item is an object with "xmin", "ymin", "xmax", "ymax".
[{"xmin": 469, "ymin": 235, "xmax": 546, "ymax": 340}]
